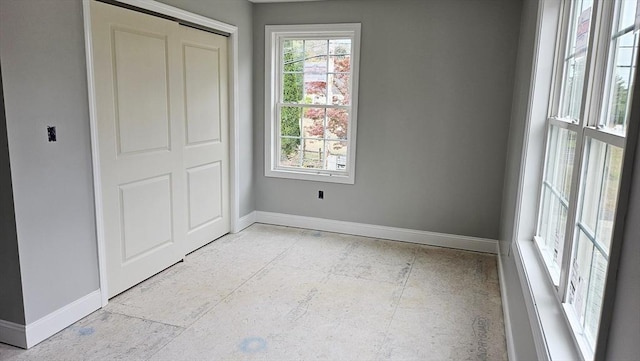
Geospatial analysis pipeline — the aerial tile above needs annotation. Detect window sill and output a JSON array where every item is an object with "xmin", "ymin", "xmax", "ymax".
[
  {"xmin": 513, "ymin": 239, "xmax": 583, "ymax": 361},
  {"xmin": 265, "ymin": 168, "xmax": 354, "ymax": 184},
  {"xmin": 532, "ymin": 236, "xmax": 562, "ymax": 286}
]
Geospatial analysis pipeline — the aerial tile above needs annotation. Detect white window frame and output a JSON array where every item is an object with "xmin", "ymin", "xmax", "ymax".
[
  {"xmin": 531, "ymin": 0, "xmax": 638, "ymax": 359},
  {"xmin": 264, "ymin": 23, "xmax": 361, "ymax": 184}
]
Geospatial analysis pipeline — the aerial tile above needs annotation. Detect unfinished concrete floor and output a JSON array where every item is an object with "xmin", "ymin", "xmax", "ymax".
[{"xmin": 0, "ymin": 224, "xmax": 507, "ymax": 360}]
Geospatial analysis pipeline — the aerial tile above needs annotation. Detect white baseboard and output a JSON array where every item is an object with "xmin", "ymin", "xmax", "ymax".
[
  {"xmin": 23, "ymin": 289, "xmax": 101, "ymax": 348},
  {"xmin": 254, "ymin": 211, "xmax": 498, "ymax": 254},
  {"xmin": 0, "ymin": 319, "xmax": 27, "ymax": 349},
  {"xmin": 233, "ymin": 211, "xmax": 256, "ymax": 233},
  {"xmin": 498, "ymin": 247, "xmax": 517, "ymax": 361}
]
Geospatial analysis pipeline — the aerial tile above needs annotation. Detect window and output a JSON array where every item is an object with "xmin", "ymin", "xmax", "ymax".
[
  {"xmin": 534, "ymin": 0, "xmax": 639, "ymax": 358},
  {"xmin": 264, "ymin": 24, "xmax": 361, "ymax": 184}
]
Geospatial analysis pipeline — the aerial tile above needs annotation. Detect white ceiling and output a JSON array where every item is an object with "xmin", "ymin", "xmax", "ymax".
[{"xmin": 248, "ymin": 0, "xmax": 325, "ymax": 3}]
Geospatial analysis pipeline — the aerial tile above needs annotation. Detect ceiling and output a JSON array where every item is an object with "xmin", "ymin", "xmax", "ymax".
[{"xmin": 248, "ymin": 0, "xmax": 325, "ymax": 3}]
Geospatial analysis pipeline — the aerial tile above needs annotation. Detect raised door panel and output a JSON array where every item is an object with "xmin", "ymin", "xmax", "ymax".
[
  {"xmin": 119, "ymin": 175, "xmax": 173, "ymax": 262},
  {"xmin": 113, "ymin": 29, "xmax": 170, "ymax": 155},
  {"xmin": 184, "ymin": 45, "xmax": 221, "ymax": 145},
  {"xmin": 187, "ymin": 162, "xmax": 222, "ymax": 231}
]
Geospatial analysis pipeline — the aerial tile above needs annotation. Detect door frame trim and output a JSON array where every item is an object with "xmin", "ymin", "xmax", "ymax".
[{"xmin": 82, "ymin": 0, "xmax": 241, "ymax": 306}]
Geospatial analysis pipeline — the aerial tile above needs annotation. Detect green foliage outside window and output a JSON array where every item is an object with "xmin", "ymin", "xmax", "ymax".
[{"xmin": 281, "ymin": 43, "xmax": 303, "ymax": 157}]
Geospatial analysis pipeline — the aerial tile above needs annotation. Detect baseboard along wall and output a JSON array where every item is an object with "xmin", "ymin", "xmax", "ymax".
[
  {"xmin": 498, "ymin": 248, "xmax": 518, "ymax": 361},
  {"xmin": 251, "ymin": 211, "xmax": 499, "ymax": 254},
  {"xmin": 0, "ymin": 319, "xmax": 26, "ymax": 349},
  {"xmin": 0, "ymin": 290, "xmax": 101, "ymax": 349}
]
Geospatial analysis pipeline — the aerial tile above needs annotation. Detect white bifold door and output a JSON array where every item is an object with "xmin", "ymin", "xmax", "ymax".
[{"xmin": 90, "ymin": 1, "xmax": 229, "ymax": 298}]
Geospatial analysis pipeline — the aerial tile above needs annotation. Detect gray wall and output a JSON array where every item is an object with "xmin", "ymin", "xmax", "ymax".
[
  {"xmin": 605, "ymin": 53, "xmax": 640, "ymax": 361},
  {"xmin": 158, "ymin": 0, "xmax": 255, "ymax": 217},
  {"xmin": 0, "ymin": 63, "xmax": 25, "ymax": 325},
  {"xmin": 253, "ymin": 0, "xmax": 522, "ymax": 240},
  {"xmin": 0, "ymin": 0, "xmax": 253, "ymax": 324},
  {"xmin": 0, "ymin": 0, "xmax": 99, "ymax": 323}
]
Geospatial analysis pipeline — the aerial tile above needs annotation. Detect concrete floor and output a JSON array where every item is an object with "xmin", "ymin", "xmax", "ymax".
[{"xmin": 0, "ymin": 224, "xmax": 507, "ymax": 360}]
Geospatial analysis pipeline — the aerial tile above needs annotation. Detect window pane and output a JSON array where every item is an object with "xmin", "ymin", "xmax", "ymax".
[
  {"xmin": 600, "ymin": 0, "xmax": 639, "ymax": 135},
  {"xmin": 544, "ymin": 126, "xmax": 577, "ymax": 195},
  {"xmin": 329, "ymin": 39, "xmax": 350, "ymax": 55},
  {"xmin": 331, "ymin": 54, "xmax": 351, "ymax": 72},
  {"xmin": 537, "ymin": 125, "xmax": 577, "ymax": 282},
  {"xmin": 328, "ymin": 73, "xmax": 350, "ymax": 105},
  {"xmin": 566, "ymin": 0, "xmax": 594, "ymax": 56},
  {"xmin": 539, "ymin": 187, "xmax": 553, "ymax": 242},
  {"xmin": 283, "ymin": 73, "xmax": 303, "ymax": 103},
  {"xmin": 304, "ymin": 71, "xmax": 327, "ymax": 105},
  {"xmin": 301, "ymin": 40, "xmax": 329, "ymax": 105},
  {"xmin": 543, "ymin": 126, "xmax": 560, "ymax": 184},
  {"xmin": 616, "ymin": 0, "xmax": 638, "ymax": 31},
  {"xmin": 567, "ymin": 230, "xmax": 608, "ymax": 350},
  {"xmin": 596, "ymin": 146, "xmax": 623, "ymax": 250},
  {"xmin": 302, "ymin": 139, "xmax": 324, "ymax": 169},
  {"xmin": 538, "ymin": 187, "xmax": 568, "ymax": 280},
  {"xmin": 280, "ymin": 106, "xmax": 301, "ymax": 138},
  {"xmin": 584, "ymin": 249, "xmax": 607, "ymax": 346},
  {"xmin": 282, "ymin": 40, "xmax": 304, "ymax": 104},
  {"xmin": 279, "ymin": 138, "xmax": 301, "ymax": 168},
  {"xmin": 578, "ymin": 138, "xmax": 623, "ymax": 255},
  {"xmin": 555, "ymin": 128, "xmax": 577, "ymax": 199},
  {"xmin": 283, "ymin": 40, "xmax": 304, "ymax": 72},
  {"xmin": 305, "ymin": 39, "xmax": 328, "ymax": 58},
  {"xmin": 279, "ymin": 107, "xmax": 302, "ymax": 167},
  {"xmin": 567, "ymin": 231, "xmax": 594, "ymax": 327},
  {"xmin": 326, "ymin": 141, "xmax": 348, "ymax": 170},
  {"xmin": 560, "ymin": 55, "xmax": 588, "ymax": 120},
  {"xmin": 559, "ymin": 0, "xmax": 593, "ymax": 120},
  {"xmin": 302, "ymin": 107, "xmax": 325, "ymax": 139},
  {"xmin": 326, "ymin": 108, "xmax": 348, "ymax": 140},
  {"xmin": 579, "ymin": 138, "xmax": 606, "ymax": 233}
]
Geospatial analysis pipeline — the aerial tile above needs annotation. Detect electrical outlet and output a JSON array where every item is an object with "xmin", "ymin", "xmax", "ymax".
[
  {"xmin": 47, "ymin": 126, "xmax": 57, "ymax": 142},
  {"xmin": 318, "ymin": 190, "xmax": 324, "ymax": 199}
]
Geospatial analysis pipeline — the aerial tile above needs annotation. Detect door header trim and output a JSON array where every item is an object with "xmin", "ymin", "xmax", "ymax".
[{"xmin": 96, "ymin": 0, "xmax": 232, "ymax": 37}]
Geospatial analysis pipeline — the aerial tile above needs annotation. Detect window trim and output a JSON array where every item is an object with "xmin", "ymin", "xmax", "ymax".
[{"xmin": 264, "ymin": 23, "xmax": 361, "ymax": 184}]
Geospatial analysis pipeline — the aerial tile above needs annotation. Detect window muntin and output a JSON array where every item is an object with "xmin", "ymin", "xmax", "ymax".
[
  {"xmin": 265, "ymin": 24, "xmax": 360, "ymax": 184},
  {"xmin": 535, "ymin": 0, "xmax": 639, "ymax": 358}
]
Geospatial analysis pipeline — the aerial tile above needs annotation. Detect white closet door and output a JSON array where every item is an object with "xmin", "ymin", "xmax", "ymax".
[
  {"xmin": 180, "ymin": 26, "xmax": 230, "ymax": 254},
  {"xmin": 91, "ymin": 1, "xmax": 230, "ymax": 297},
  {"xmin": 91, "ymin": 1, "xmax": 185, "ymax": 298}
]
